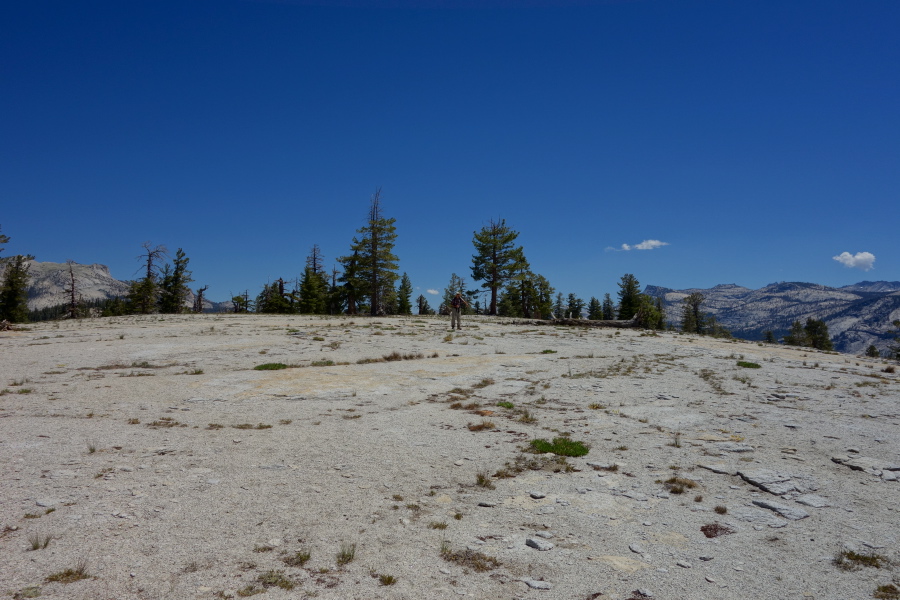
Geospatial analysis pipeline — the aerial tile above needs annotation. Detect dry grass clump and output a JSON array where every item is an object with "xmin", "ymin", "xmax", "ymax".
[
  {"xmin": 281, "ymin": 550, "xmax": 311, "ymax": 567},
  {"xmin": 146, "ymin": 417, "xmax": 186, "ymax": 428},
  {"xmin": 336, "ymin": 542, "xmax": 356, "ymax": 566},
  {"xmin": 495, "ymin": 454, "xmax": 573, "ymax": 478},
  {"xmin": 873, "ymin": 584, "xmax": 900, "ymax": 599},
  {"xmin": 256, "ymin": 569, "xmax": 294, "ymax": 590},
  {"xmin": 834, "ymin": 549, "xmax": 885, "ymax": 571},
  {"xmin": 663, "ymin": 476, "xmax": 698, "ymax": 494},
  {"xmin": 45, "ymin": 560, "xmax": 90, "ymax": 583},
  {"xmin": 440, "ymin": 542, "xmax": 501, "ymax": 572},
  {"xmin": 475, "ymin": 470, "xmax": 495, "ymax": 489},
  {"xmin": 700, "ymin": 523, "xmax": 734, "ymax": 538},
  {"xmin": 468, "ymin": 420, "xmax": 496, "ymax": 431}
]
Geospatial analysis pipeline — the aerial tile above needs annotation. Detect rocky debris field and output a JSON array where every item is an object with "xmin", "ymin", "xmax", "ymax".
[{"xmin": 1, "ymin": 314, "xmax": 899, "ymax": 600}]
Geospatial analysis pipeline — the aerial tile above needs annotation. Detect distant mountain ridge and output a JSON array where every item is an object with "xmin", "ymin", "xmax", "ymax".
[{"xmin": 644, "ymin": 281, "xmax": 900, "ymax": 355}]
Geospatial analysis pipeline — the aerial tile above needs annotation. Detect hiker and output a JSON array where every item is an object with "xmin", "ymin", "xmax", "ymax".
[{"xmin": 450, "ymin": 292, "xmax": 469, "ymax": 330}]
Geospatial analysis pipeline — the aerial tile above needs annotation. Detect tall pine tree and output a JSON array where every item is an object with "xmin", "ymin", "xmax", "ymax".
[
  {"xmin": 0, "ymin": 254, "xmax": 30, "ymax": 323},
  {"xmin": 397, "ymin": 273, "xmax": 413, "ymax": 315},
  {"xmin": 471, "ymin": 219, "xmax": 528, "ymax": 315},
  {"xmin": 342, "ymin": 189, "xmax": 399, "ymax": 316},
  {"xmin": 158, "ymin": 248, "xmax": 192, "ymax": 314},
  {"xmin": 616, "ymin": 274, "xmax": 642, "ymax": 320},
  {"xmin": 602, "ymin": 293, "xmax": 615, "ymax": 320}
]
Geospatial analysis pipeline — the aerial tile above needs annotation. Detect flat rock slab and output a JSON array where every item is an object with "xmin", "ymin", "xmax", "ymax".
[
  {"xmin": 752, "ymin": 499, "xmax": 810, "ymax": 520},
  {"xmin": 737, "ymin": 468, "xmax": 818, "ymax": 496},
  {"xmin": 832, "ymin": 455, "xmax": 885, "ymax": 476},
  {"xmin": 526, "ymin": 538, "xmax": 554, "ymax": 551},
  {"xmin": 715, "ymin": 442, "xmax": 754, "ymax": 453},
  {"xmin": 521, "ymin": 579, "xmax": 553, "ymax": 590},
  {"xmin": 731, "ymin": 506, "xmax": 788, "ymax": 528},
  {"xmin": 795, "ymin": 494, "xmax": 830, "ymax": 508}
]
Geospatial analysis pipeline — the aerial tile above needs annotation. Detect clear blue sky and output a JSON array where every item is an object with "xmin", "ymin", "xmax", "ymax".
[{"xmin": 3, "ymin": 0, "xmax": 898, "ymax": 305}]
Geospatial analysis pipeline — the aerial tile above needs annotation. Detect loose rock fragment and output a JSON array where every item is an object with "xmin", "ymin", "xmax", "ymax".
[{"xmin": 526, "ymin": 538, "xmax": 554, "ymax": 551}]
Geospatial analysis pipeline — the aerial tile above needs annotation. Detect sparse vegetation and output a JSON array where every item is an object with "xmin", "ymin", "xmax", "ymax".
[
  {"xmin": 737, "ymin": 361, "xmax": 761, "ymax": 369},
  {"xmin": 28, "ymin": 532, "xmax": 52, "ymax": 550},
  {"xmin": 700, "ymin": 523, "xmax": 734, "ymax": 538},
  {"xmin": 257, "ymin": 569, "xmax": 294, "ymax": 590},
  {"xmin": 281, "ymin": 550, "xmax": 311, "ymax": 567},
  {"xmin": 714, "ymin": 505, "xmax": 728, "ymax": 514},
  {"xmin": 254, "ymin": 363, "xmax": 288, "ymax": 370},
  {"xmin": 45, "ymin": 560, "xmax": 90, "ymax": 583},
  {"xmin": 475, "ymin": 470, "xmax": 495, "ymax": 489},
  {"xmin": 440, "ymin": 542, "xmax": 501, "ymax": 572},
  {"xmin": 336, "ymin": 542, "xmax": 356, "ymax": 566},
  {"xmin": 874, "ymin": 584, "xmax": 900, "ymax": 599},
  {"xmin": 529, "ymin": 437, "xmax": 589, "ymax": 456},
  {"xmin": 834, "ymin": 549, "xmax": 885, "ymax": 571}
]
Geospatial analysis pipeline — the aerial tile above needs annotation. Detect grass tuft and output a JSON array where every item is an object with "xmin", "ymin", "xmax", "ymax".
[
  {"xmin": 529, "ymin": 437, "xmax": 589, "ymax": 457},
  {"xmin": 254, "ymin": 363, "xmax": 288, "ymax": 370},
  {"xmin": 45, "ymin": 560, "xmax": 90, "ymax": 583},
  {"xmin": 336, "ymin": 542, "xmax": 356, "ymax": 566}
]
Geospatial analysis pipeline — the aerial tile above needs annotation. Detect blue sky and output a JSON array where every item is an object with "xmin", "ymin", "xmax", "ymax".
[{"xmin": 2, "ymin": 0, "xmax": 898, "ymax": 306}]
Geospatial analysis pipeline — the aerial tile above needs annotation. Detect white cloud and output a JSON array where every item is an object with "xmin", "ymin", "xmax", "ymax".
[
  {"xmin": 426, "ymin": 289, "xmax": 439, "ymax": 295},
  {"xmin": 608, "ymin": 239, "xmax": 670, "ymax": 251},
  {"xmin": 833, "ymin": 251, "xmax": 875, "ymax": 271}
]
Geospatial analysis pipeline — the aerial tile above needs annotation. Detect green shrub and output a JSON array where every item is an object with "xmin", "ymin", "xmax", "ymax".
[
  {"xmin": 737, "ymin": 361, "xmax": 761, "ymax": 369},
  {"xmin": 254, "ymin": 363, "xmax": 288, "ymax": 370},
  {"xmin": 529, "ymin": 437, "xmax": 589, "ymax": 457}
]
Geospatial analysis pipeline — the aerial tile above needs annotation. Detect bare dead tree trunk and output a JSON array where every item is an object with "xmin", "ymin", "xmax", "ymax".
[
  {"xmin": 194, "ymin": 285, "xmax": 208, "ymax": 313},
  {"xmin": 64, "ymin": 260, "xmax": 80, "ymax": 319},
  {"xmin": 307, "ymin": 244, "xmax": 324, "ymax": 277}
]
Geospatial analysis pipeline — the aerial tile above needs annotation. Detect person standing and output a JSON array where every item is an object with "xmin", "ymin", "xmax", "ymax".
[{"xmin": 450, "ymin": 292, "xmax": 469, "ymax": 330}]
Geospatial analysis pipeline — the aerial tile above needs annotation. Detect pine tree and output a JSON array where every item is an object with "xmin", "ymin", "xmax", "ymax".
[
  {"xmin": 298, "ymin": 267, "xmax": 328, "ymax": 314},
  {"xmin": 338, "ymin": 251, "xmax": 361, "ymax": 315},
  {"xmin": 497, "ymin": 271, "xmax": 553, "ymax": 319},
  {"xmin": 616, "ymin": 274, "xmax": 642, "ymax": 320},
  {"xmin": 231, "ymin": 291, "xmax": 251, "ymax": 313},
  {"xmin": 764, "ymin": 330, "xmax": 776, "ymax": 344},
  {"xmin": 681, "ymin": 292, "xmax": 704, "ymax": 334},
  {"xmin": 397, "ymin": 273, "xmax": 413, "ymax": 315},
  {"xmin": 865, "ymin": 344, "xmax": 880, "ymax": 358},
  {"xmin": 471, "ymin": 219, "xmax": 528, "ymax": 315},
  {"xmin": 587, "ymin": 296, "xmax": 602, "ymax": 320},
  {"xmin": 0, "ymin": 254, "xmax": 30, "ymax": 323},
  {"xmin": 783, "ymin": 320, "xmax": 807, "ymax": 346},
  {"xmin": 566, "ymin": 293, "xmax": 585, "ymax": 319},
  {"xmin": 256, "ymin": 279, "xmax": 293, "ymax": 314},
  {"xmin": 635, "ymin": 294, "xmax": 665, "ymax": 329},
  {"xmin": 193, "ymin": 285, "xmax": 208, "ymax": 313},
  {"xmin": 158, "ymin": 248, "xmax": 192, "ymax": 314},
  {"xmin": 306, "ymin": 244, "xmax": 325, "ymax": 277},
  {"xmin": 804, "ymin": 317, "xmax": 833, "ymax": 351},
  {"xmin": 602, "ymin": 293, "xmax": 615, "ymax": 320},
  {"xmin": 553, "ymin": 292, "xmax": 565, "ymax": 318},
  {"xmin": 343, "ymin": 189, "xmax": 399, "ymax": 316},
  {"xmin": 416, "ymin": 294, "xmax": 433, "ymax": 315},
  {"xmin": 128, "ymin": 243, "xmax": 168, "ymax": 314}
]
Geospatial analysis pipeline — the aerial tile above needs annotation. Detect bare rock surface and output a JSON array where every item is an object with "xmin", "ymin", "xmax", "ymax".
[{"xmin": 2, "ymin": 314, "xmax": 900, "ymax": 599}]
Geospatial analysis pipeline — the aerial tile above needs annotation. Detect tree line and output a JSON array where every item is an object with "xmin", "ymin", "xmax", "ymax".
[{"xmin": 3, "ymin": 202, "xmax": 900, "ymax": 359}]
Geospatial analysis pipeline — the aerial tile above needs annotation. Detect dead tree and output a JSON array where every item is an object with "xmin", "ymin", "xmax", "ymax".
[
  {"xmin": 193, "ymin": 285, "xmax": 208, "ymax": 313},
  {"xmin": 63, "ymin": 260, "xmax": 81, "ymax": 319},
  {"xmin": 307, "ymin": 244, "xmax": 325, "ymax": 277}
]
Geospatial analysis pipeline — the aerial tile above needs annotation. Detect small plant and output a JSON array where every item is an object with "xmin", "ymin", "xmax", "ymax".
[
  {"xmin": 278, "ymin": 419, "xmax": 292, "ymax": 425},
  {"xmin": 468, "ymin": 420, "xmax": 495, "ymax": 431},
  {"xmin": 588, "ymin": 403, "xmax": 604, "ymax": 410},
  {"xmin": 592, "ymin": 463, "xmax": 618, "ymax": 472},
  {"xmin": 714, "ymin": 505, "xmax": 727, "ymax": 514},
  {"xmin": 664, "ymin": 476, "xmax": 697, "ymax": 494},
  {"xmin": 312, "ymin": 336, "xmax": 325, "ymax": 341},
  {"xmin": 281, "ymin": 549, "xmax": 311, "ymax": 567},
  {"xmin": 540, "ymin": 349, "xmax": 557, "ymax": 354},
  {"xmin": 207, "ymin": 423, "xmax": 224, "ymax": 430},
  {"xmin": 475, "ymin": 470, "xmax": 495, "ymax": 489},
  {"xmin": 737, "ymin": 361, "xmax": 761, "ymax": 369},
  {"xmin": 529, "ymin": 437, "xmax": 590, "ymax": 456},
  {"xmin": 127, "ymin": 418, "xmax": 140, "ymax": 425},
  {"xmin": 671, "ymin": 432, "xmax": 682, "ymax": 448},
  {"xmin": 454, "ymin": 512, "xmax": 463, "ymax": 520},
  {"xmin": 700, "ymin": 523, "xmax": 734, "ymax": 538},
  {"xmin": 834, "ymin": 550, "xmax": 885, "ymax": 571},
  {"xmin": 336, "ymin": 542, "xmax": 356, "ymax": 566},
  {"xmin": 440, "ymin": 544, "xmax": 501, "ymax": 572},
  {"xmin": 694, "ymin": 495, "xmax": 703, "ymax": 502},
  {"xmin": 257, "ymin": 569, "xmax": 294, "ymax": 590},
  {"xmin": 874, "ymin": 584, "xmax": 900, "ymax": 599},
  {"xmin": 379, "ymin": 574, "xmax": 397, "ymax": 586},
  {"xmin": 883, "ymin": 366, "xmax": 896, "ymax": 374},
  {"xmin": 45, "ymin": 560, "xmax": 90, "ymax": 583},
  {"xmin": 497, "ymin": 401, "xmax": 514, "ymax": 409},
  {"xmin": 615, "ymin": 445, "xmax": 629, "ymax": 452},
  {"xmin": 518, "ymin": 409, "xmax": 537, "ymax": 423},
  {"xmin": 87, "ymin": 440, "xmax": 97, "ymax": 454},
  {"xmin": 28, "ymin": 532, "xmax": 52, "ymax": 550},
  {"xmin": 253, "ymin": 544, "xmax": 274, "ymax": 553},
  {"xmin": 429, "ymin": 521, "xmax": 448, "ymax": 530},
  {"xmin": 236, "ymin": 584, "xmax": 265, "ymax": 596},
  {"xmin": 473, "ymin": 378, "xmax": 495, "ymax": 388},
  {"xmin": 311, "ymin": 360, "xmax": 335, "ymax": 367},
  {"xmin": 254, "ymin": 363, "xmax": 288, "ymax": 370}
]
